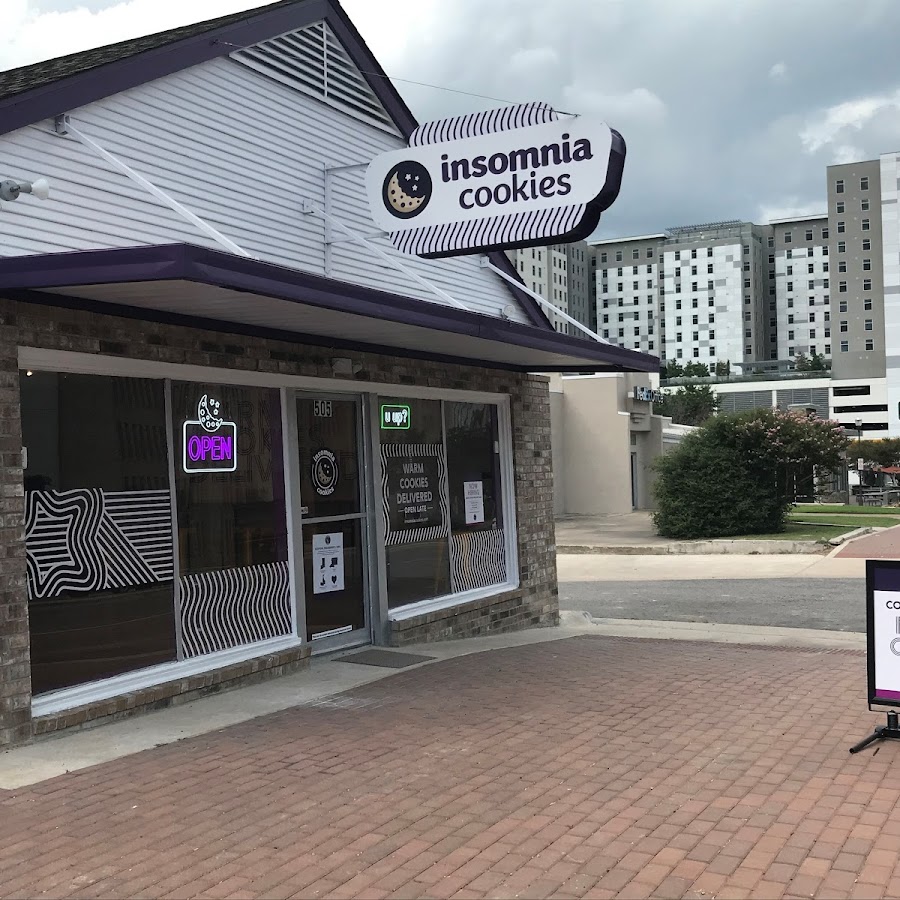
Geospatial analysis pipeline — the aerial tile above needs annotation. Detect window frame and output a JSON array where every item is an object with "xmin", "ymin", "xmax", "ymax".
[{"xmin": 19, "ymin": 347, "xmax": 522, "ymax": 703}]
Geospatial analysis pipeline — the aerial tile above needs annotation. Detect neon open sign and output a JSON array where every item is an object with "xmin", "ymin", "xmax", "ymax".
[{"xmin": 182, "ymin": 394, "xmax": 238, "ymax": 473}]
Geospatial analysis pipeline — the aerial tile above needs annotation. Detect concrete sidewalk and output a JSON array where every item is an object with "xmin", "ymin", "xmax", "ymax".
[
  {"xmin": 1, "ymin": 627, "xmax": 898, "ymax": 900},
  {"xmin": 558, "ymin": 552, "xmax": 866, "ymax": 582}
]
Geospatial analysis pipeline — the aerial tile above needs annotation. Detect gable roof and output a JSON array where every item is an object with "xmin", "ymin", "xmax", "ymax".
[
  {"xmin": 0, "ymin": 3, "xmax": 293, "ymax": 103},
  {"xmin": 0, "ymin": 0, "xmax": 551, "ymax": 329}
]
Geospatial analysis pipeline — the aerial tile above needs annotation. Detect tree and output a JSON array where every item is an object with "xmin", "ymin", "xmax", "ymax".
[
  {"xmin": 857, "ymin": 438, "xmax": 900, "ymax": 468},
  {"xmin": 652, "ymin": 408, "xmax": 849, "ymax": 539},
  {"xmin": 663, "ymin": 359, "xmax": 684, "ymax": 380},
  {"xmin": 682, "ymin": 361, "xmax": 713, "ymax": 378},
  {"xmin": 809, "ymin": 352, "xmax": 828, "ymax": 371},
  {"xmin": 654, "ymin": 384, "xmax": 718, "ymax": 426},
  {"xmin": 795, "ymin": 352, "xmax": 827, "ymax": 373},
  {"xmin": 714, "ymin": 360, "xmax": 731, "ymax": 377}
]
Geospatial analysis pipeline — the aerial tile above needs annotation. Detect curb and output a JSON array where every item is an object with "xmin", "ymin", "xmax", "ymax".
[
  {"xmin": 559, "ymin": 611, "xmax": 866, "ymax": 650},
  {"xmin": 557, "ymin": 541, "xmax": 828, "ymax": 556},
  {"xmin": 826, "ymin": 526, "xmax": 873, "ymax": 546}
]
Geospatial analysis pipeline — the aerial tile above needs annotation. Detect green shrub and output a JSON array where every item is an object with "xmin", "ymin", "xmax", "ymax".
[{"xmin": 652, "ymin": 409, "xmax": 848, "ymax": 539}]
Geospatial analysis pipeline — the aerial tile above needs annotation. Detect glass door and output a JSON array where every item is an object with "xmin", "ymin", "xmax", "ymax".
[{"xmin": 295, "ymin": 394, "xmax": 370, "ymax": 650}]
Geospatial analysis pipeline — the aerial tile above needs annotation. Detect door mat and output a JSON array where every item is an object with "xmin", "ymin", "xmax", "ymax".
[{"xmin": 336, "ymin": 649, "xmax": 435, "ymax": 668}]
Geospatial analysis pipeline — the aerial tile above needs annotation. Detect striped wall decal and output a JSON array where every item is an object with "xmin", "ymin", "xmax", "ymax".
[
  {"xmin": 25, "ymin": 489, "xmax": 173, "ymax": 600},
  {"xmin": 450, "ymin": 529, "xmax": 507, "ymax": 593},
  {"xmin": 380, "ymin": 442, "xmax": 450, "ymax": 546},
  {"xmin": 390, "ymin": 203, "xmax": 586, "ymax": 259},
  {"xmin": 179, "ymin": 561, "xmax": 292, "ymax": 658},
  {"xmin": 409, "ymin": 102, "xmax": 558, "ymax": 147}
]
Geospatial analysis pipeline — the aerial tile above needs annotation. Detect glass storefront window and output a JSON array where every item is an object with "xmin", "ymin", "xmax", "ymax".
[
  {"xmin": 20, "ymin": 372, "xmax": 176, "ymax": 694},
  {"xmin": 445, "ymin": 402, "xmax": 506, "ymax": 593},
  {"xmin": 379, "ymin": 398, "xmax": 451, "ymax": 608},
  {"xmin": 171, "ymin": 382, "xmax": 291, "ymax": 656},
  {"xmin": 379, "ymin": 396, "xmax": 507, "ymax": 610},
  {"xmin": 19, "ymin": 363, "xmax": 513, "ymax": 695}
]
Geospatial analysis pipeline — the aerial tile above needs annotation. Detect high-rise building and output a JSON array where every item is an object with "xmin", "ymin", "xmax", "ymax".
[
  {"xmin": 592, "ymin": 222, "xmax": 770, "ymax": 368},
  {"xmin": 768, "ymin": 215, "xmax": 831, "ymax": 364},
  {"xmin": 506, "ymin": 241, "xmax": 595, "ymax": 336},
  {"xmin": 827, "ymin": 160, "xmax": 884, "ymax": 381},
  {"xmin": 564, "ymin": 242, "xmax": 594, "ymax": 336},
  {"xmin": 593, "ymin": 233, "xmax": 664, "ymax": 356},
  {"xmin": 880, "ymin": 153, "xmax": 900, "ymax": 433},
  {"xmin": 592, "ymin": 150, "xmax": 900, "ymax": 434}
]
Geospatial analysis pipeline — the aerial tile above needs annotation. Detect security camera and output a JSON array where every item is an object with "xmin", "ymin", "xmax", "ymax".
[{"xmin": 0, "ymin": 177, "xmax": 50, "ymax": 202}]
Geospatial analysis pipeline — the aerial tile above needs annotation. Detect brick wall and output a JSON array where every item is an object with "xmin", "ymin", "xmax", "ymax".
[
  {"xmin": 33, "ymin": 644, "xmax": 310, "ymax": 737},
  {"xmin": 0, "ymin": 299, "xmax": 30, "ymax": 748},
  {"xmin": 0, "ymin": 297, "xmax": 559, "ymax": 745}
]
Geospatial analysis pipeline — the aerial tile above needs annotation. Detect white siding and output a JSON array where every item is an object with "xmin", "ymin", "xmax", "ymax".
[{"xmin": 0, "ymin": 56, "xmax": 530, "ymax": 324}]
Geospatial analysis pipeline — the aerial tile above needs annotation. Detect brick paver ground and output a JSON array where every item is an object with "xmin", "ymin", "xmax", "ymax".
[
  {"xmin": 836, "ymin": 525, "xmax": 900, "ymax": 558},
  {"xmin": 2, "ymin": 635, "xmax": 899, "ymax": 899}
]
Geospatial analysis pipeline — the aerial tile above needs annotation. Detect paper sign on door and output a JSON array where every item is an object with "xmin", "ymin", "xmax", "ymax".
[
  {"xmin": 312, "ymin": 532, "xmax": 345, "ymax": 594},
  {"xmin": 464, "ymin": 481, "xmax": 485, "ymax": 525}
]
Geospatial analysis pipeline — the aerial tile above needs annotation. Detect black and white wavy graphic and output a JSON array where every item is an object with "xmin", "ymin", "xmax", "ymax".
[
  {"xmin": 408, "ymin": 102, "xmax": 558, "ymax": 147},
  {"xmin": 25, "ymin": 489, "xmax": 174, "ymax": 600},
  {"xmin": 390, "ymin": 204, "xmax": 587, "ymax": 259},
  {"xmin": 179, "ymin": 562, "xmax": 292, "ymax": 658},
  {"xmin": 450, "ymin": 529, "xmax": 507, "ymax": 593},
  {"xmin": 380, "ymin": 443, "xmax": 450, "ymax": 546}
]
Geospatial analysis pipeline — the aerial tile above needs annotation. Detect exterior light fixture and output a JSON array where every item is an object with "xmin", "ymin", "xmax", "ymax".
[{"xmin": 0, "ymin": 178, "xmax": 50, "ymax": 203}]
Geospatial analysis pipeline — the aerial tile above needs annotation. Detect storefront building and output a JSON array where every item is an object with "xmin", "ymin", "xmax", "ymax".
[{"xmin": 0, "ymin": 0, "xmax": 657, "ymax": 746}]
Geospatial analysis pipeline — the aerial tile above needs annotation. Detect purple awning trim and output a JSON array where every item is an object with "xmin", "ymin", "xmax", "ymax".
[{"xmin": 0, "ymin": 243, "xmax": 659, "ymax": 374}]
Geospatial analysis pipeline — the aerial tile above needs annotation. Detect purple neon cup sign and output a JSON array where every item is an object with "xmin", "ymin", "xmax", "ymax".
[{"xmin": 182, "ymin": 394, "xmax": 238, "ymax": 474}]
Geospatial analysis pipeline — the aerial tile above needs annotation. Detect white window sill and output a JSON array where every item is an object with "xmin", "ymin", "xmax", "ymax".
[
  {"xmin": 31, "ymin": 635, "xmax": 304, "ymax": 718},
  {"xmin": 387, "ymin": 580, "xmax": 520, "ymax": 622}
]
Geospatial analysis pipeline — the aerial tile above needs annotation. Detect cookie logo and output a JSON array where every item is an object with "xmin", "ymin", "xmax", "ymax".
[
  {"xmin": 198, "ymin": 394, "xmax": 224, "ymax": 432},
  {"xmin": 382, "ymin": 160, "xmax": 432, "ymax": 219},
  {"xmin": 312, "ymin": 449, "xmax": 339, "ymax": 496}
]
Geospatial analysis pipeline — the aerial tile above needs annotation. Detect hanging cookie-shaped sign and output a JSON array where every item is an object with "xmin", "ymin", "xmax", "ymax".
[{"xmin": 366, "ymin": 102, "xmax": 625, "ymax": 259}]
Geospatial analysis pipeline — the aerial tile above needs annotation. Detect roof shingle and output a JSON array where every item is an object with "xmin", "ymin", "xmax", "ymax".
[{"xmin": 0, "ymin": 0, "xmax": 297, "ymax": 102}]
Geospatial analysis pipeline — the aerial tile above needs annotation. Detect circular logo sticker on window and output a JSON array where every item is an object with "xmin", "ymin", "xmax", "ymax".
[{"xmin": 311, "ymin": 449, "xmax": 339, "ymax": 496}]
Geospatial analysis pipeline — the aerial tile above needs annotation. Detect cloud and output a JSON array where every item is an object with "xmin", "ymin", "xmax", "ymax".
[
  {"xmin": 561, "ymin": 85, "xmax": 667, "ymax": 124},
  {"xmin": 508, "ymin": 46, "xmax": 560, "ymax": 73},
  {"xmin": 799, "ymin": 90, "xmax": 900, "ymax": 156},
  {"xmin": 4, "ymin": 0, "xmax": 900, "ymax": 238},
  {"xmin": 832, "ymin": 144, "xmax": 866, "ymax": 165},
  {"xmin": 757, "ymin": 198, "xmax": 827, "ymax": 225}
]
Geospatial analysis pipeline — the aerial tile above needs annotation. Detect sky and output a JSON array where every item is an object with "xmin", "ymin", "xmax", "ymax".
[{"xmin": 5, "ymin": 0, "xmax": 900, "ymax": 238}]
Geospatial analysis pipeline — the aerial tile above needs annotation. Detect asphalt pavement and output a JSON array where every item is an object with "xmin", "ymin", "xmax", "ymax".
[{"xmin": 559, "ymin": 576, "xmax": 865, "ymax": 633}]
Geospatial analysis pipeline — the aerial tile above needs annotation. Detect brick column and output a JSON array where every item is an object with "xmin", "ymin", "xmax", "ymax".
[
  {"xmin": 510, "ymin": 374, "xmax": 559, "ymax": 627},
  {"xmin": 0, "ymin": 298, "xmax": 31, "ymax": 746}
]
